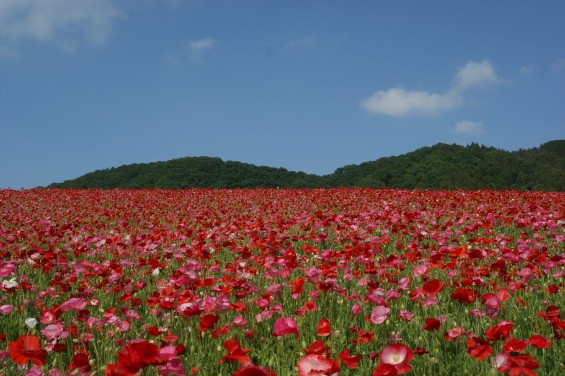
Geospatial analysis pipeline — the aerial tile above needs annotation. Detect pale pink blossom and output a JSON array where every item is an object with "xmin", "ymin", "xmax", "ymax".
[
  {"xmin": 0, "ymin": 304, "xmax": 13, "ymax": 315},
  {"xmin": 370, "ymin": 305, "xmax": 390, "ymax": 325},
  {"xmin": 60, "ymin": 297, "xmax": 87, "ymax": 312}
]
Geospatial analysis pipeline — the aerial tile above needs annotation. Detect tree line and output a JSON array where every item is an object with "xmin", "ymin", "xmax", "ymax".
[{"xmin": 47, "ymin": 140, "xmax": 565, "ymax": 191}]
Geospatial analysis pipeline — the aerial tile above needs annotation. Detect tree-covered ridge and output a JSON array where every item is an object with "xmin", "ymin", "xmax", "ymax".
[
  {"xmin": 48, "ymin": 140, "xmax": 565, "ymax": 190},
  {"xmin": 48, "ymin": 157, "xmax": 323, "ymax": 189}
]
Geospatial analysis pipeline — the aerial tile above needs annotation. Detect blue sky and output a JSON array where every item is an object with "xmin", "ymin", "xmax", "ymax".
[{"xmin": 1, "ymin": 0, "xmax": 564, "ymax": 189}]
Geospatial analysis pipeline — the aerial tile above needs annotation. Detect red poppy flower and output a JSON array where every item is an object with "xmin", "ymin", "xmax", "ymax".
[
  {"xmin": 339, "ymin": 349, "xmax": 362, "ymax": 369},
  {"xmin": 69, "ymin": 352, "xmax": 91, "ymax": 372},
  {"xmin": 527, "ymin": 334, "xmax": 551, "ymax": 349},
  {"xmin": 421, "ymin": 279, "xmax": 444, "ymax": 295},
  {"xmin": 199, "ymin": 313, "xmax": 219, "ymax": 332},
  {"xmin": 509, "ymin": 354, "xmax": 540, "ymax": 370},
  {"xmin": 115, "ymin": 341, "xmax": 166, "ymax": 373},
  {"xmin": 232, "ymin": 363, "xmax": 276, "ymax": 376},
  {"xmin": 7, "ymin": 334, "xmax": 47, "ymax": 366},
  {"xmin": 485, "ymin": 321, "xmax": 514, "ymax": 341},
  {"xmin": 503, "ymin": 338, "xmax": 528, "ymax": 354},
  {"xmin": 105, "ymin": 363, "xmax": 137, "ymax": 376},
  {"xmin": 545, "ymin": 284, "xmax": 559, "ymax": 294},
  {"xmin": 423, "ymin": 318, "xmax": 441, "ymax": 331},
  {"xmin": 291, "ymin": 277, "xmax": 305, "ymax": 295},
  {"xmin": 304, "ymin": 340, "xmax": 330, "ymax": 355},
  {"xmin": 497, "ymin": 287, "xmax": 511, "ymax": 302},
  {"xmin": 372, "ymin": 362, "xmax": 398, "ymax": 376},
  {"xmin": 450, "ymin": 287, "xmax": 477, "ymax": 303},
  {"xmin": 466, "ymin": 337, "xmax": 493, "ymax": 360},
  {"xmin": 351, "ymin": 329, "xmax": 375, "ymax": 344},
  {"xmin": 220, "ymin": 339, "xmax": 251, "ymax": 364},
  {"xmin": 317, "ymin": 318, "xmax": 332, "ymax": 337}
]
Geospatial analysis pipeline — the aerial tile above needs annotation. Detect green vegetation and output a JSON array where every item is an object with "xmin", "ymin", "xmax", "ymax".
[{"xmin": 48, "ymin": 140, "xmax": 565, "ymax": 190}]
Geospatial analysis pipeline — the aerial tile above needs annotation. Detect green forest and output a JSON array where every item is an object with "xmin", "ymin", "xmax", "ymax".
[{"xmin": 47, "ymin": 140, "xmax": 565, "ymax": 191}]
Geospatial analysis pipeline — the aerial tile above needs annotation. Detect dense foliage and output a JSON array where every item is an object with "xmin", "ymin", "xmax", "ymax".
[
  {"xmin": 1, "ymin": 189, "xmax": 564, "ymax": 375},
  {"xmin": 47, "ymin": 141, "xmax": 565, "ymax": 190}
]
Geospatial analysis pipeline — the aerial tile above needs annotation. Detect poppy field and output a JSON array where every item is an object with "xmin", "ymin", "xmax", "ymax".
[{"xmin": 1, "ymin": 188, "xmax": 564, "ymax": 375}]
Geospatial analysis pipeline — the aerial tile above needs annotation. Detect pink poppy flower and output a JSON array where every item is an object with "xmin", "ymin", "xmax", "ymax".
[
  {"xmin": 398, "ymin": 310, "xmax": 414, "ymax": 322},
  {"xmin": 0, "ymin": 304, "xmax": 13, "ymax": 315},
  {"xmin": 41, "ymin": 323, "xmax": 64, "ymax": 340},
  {"xmin": 370, "ymin": 306, "xmax": 390, "ymax": 325},
  {"xmin": 272, "ymin": 317, "xmax": 299, "ymax": 338},
  {"xmin": 297, "ymin": 354, "xmax": 339, "ymax": 376},
  {"xmin": 60, "ymin": 298, "xmax": 87, "ymax": 312},
  {"xmin": 380, "ymin": 344, "xmax": 414, "ymax": 374}
]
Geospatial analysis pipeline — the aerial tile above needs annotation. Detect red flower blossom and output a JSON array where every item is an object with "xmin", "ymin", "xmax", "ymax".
[
  {"xmin": 220, "ymin": 339, "xmax": 251, "ymax": 364},
  {"xmin": 372, "ymin": 362, "xmax": 398, "ymax": 376},
  {"xmin": 304, "ymin": 340, "xmax": 330, "ymax": 355},
  {"xmin": 545, "ymin": 284, "xmax": 559, "ymax": 294},
  {"xmin": 450, "ymin": 287, "xmax": 477, "ymax": 303},
  {"xmin": 466, "ymin": 337, "xmax": 493, "ymax": 360},
  {"xmin": 199, "ymin": 313, "xmax": 219, "ymax": 332},
  {"xmin": 351, "ymin": 329, "xmax": 375, "ymax": 344},
  {"xmin": 232, "ymin": 363, "xmax": 276, "ymax": 376},
  {"xmin": 317, "ymin": 318, "xmax": 332, "ymax": 337},
  {"xmin": 110, "ymin": 341, "xmax": 166, "ymax": 374},
  {"xmin": 291, "ymin": 277, "xmax": 305, "ymax": 295},
  {"xmin": 7, "ymin": 334, "xmax": 47, "ymax": 366},
  {"xmin": 339, "ymin": 349, "xmax": 362, "ymax": 369},
  {"xmin": 485, "ymin": 321, "xmax": 514, "ymax": 341},
  {"xmin": 423, "ymin": 318, "xmax": 441, "ymax": 331},
  {"xmin": 507, "ymin": 354, "xmax": 540, "ymax": 375},
  {"xmin": 69, "ymin": 352, "xmax": 91, "ymax": 372},
  {"xmin": 421, "ymin": 279, "xmax": 444, "ymax": 295},
  {"xmin": 527, "ymin": 334, "xmax": 551, "ymax": 349},
  {"xmin": 503, "ymin": 338, "xmax": 528, "ymax": 353}
]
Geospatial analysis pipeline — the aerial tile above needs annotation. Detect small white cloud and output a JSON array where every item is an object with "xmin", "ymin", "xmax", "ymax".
[
  {"xmin": 362, "ymin": 88, "xmax": 459, "ymax": 117},
  {"xmin": 519, "ymin": 64, "xmax": 535, "ymax": 75},
  {"xmin": 452, "ymin": 60, "xmax": 499, "ymax": 92},
  {"xmin": 551, "ymin": 57, "xmax": 565, "ymax": 73},
  {"xmin": 187, "ymin": 37, "xmax": 217, "ymax": 60},
  {"xmin": 450, "ymin": 120, "xmax": 484, "ymax": 135},
  {"xmin": 0, "ymin": 0, "xmax": 122, "ymax": 52},
  {"xmin": 0, "ymin": 45, "xmax": 22, "ymax": 61},
  {"xmin": 284, "ymin": 37, "xmax": 316, "ymax": 50},
  {"xmin": 362, "ymin": 59, "xmax": 500, "ymax": 118}
]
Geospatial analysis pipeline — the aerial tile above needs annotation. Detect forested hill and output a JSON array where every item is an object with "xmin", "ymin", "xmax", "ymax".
[{"xmin": 48, "ymin": 140, "xmax": 565, "ymax": 190}]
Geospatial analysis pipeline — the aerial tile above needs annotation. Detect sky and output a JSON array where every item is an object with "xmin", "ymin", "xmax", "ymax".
[{"xmin": 1, "ymin": 0, "xmax": 564, "ymax": 189}]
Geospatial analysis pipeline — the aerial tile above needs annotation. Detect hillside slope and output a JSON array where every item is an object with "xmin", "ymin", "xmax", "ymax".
[{"xmin": 48, "ymin": 140, "xmax": 565, "ymax": 190}]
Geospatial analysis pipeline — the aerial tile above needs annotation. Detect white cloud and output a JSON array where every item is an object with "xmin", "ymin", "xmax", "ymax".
[
  {"xmin": 519, "ymin": 64, "xmax": 535, "ymax": 75},
  {"xmin": 450, "ymin": 120, "xmax": 484, "ymax": 135},
  {"xmin": 284, "ymin": 37, "xmax": 316, "ymax": 50},
  {"xmin": 187, "ymin": 38, "xmax": 217, "ymax": 60},
  {"xmin": 362, "ymin": 60, "xmax": 499, "ymax": 117},
  {"xmin": 166, "ymin": 37, "xmax": 218, "ymax": 64},
  {"xmin": 0, "ymin": 0, "xmax": 122, "ymax": 52},
  {"xmin": 0, "ymin": 44, "xmax": 22, "ymax": 61},
  {"xmin": 362, "ymin": 88, "xmax": 459, "ymax": 117},
  {"xmin": 452, "ymin": 60, "xmax": 499, "ymax": 92},
  {"xmin": 551, "ymin": 57, "xmax": 565, "ymax": 73}
]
